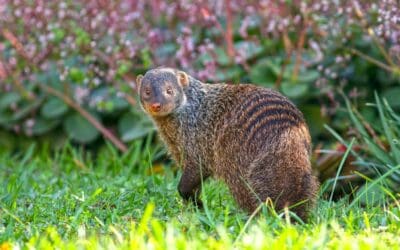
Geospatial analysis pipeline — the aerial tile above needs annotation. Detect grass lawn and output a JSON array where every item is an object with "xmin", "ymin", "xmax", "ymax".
[{"xmin": 0, "ymin": 144, "xmax": 399, "ymax": 249}]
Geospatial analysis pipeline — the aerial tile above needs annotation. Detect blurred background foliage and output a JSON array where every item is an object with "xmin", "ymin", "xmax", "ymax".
[{"xmin": 0, "ymin": 1, "xmax": 399, "ymax": 196}]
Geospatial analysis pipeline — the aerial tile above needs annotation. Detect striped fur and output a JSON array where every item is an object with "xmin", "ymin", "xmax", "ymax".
[{"xmin": 138, "ymin": 68, "xmax": 319, "ymax": 221}]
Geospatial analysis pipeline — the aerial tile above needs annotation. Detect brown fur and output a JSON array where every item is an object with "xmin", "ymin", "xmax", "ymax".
[{"xmin": 136, "ymin": 67, "xmax": 319, "ymax": 221}]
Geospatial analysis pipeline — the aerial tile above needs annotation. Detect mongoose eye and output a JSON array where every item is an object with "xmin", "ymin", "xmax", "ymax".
[{"xmin": 166, "ymin": 87, "xmax": 173, "ymax": 95}]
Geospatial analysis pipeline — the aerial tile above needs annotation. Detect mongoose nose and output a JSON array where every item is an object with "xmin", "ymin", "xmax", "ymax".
[{"xmin": 150, "ymin": 103, "xmax": 161, "ymax": 112}]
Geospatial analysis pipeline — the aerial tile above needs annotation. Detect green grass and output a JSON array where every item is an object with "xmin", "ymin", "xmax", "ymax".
[{"xmin": 0, "ymin": 144, "xmax": 399, "ymax": 249}]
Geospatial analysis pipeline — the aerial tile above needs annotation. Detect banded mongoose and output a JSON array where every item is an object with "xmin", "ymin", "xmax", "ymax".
[{"xmin": 136, "ymin": 67, "xmax": 319, "ymax": 220}]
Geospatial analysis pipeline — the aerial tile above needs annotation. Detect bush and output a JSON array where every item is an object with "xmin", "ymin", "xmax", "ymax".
[
  {"xmin": 0, "ymin": 0, "xmax": 399, "ymax": 151},
  {"xmin": 321, "ymin": 93, "xmax": 400, "ymax": 202}
]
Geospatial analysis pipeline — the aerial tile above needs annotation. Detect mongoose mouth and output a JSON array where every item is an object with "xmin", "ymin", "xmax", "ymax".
[
  {"xmin": 149, "ymin": 103, "xmax": 161, "ymax": 113},
  {"xmin": 145, "ymin": 103, "xmax": 172, "ymax": 117}
]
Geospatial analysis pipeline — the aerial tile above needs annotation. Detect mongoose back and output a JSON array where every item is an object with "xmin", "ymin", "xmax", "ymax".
[{"xmin": 136, "ymin": 67, "xmax": 319, "ymax": 220}]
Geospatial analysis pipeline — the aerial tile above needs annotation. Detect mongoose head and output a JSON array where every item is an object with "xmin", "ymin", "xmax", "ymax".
[{"xmin": 136, "ymin": 68, "xmax": 188, "ymax": 117}]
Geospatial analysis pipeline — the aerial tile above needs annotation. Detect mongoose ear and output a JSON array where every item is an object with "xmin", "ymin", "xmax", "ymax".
[
  {"xmin": 177, "ymin": 71, "xmax": 189, "ymax": 87},
  {"xmin": 136, "ymin": 74, "xmax": 143, "ymax": 90}
]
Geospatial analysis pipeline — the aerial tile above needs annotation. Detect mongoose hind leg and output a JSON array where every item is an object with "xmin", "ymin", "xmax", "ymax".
[
  {"xmin": 225, "ymin": 175, "xmax": 260, "ymax": 213},
  {"xmin": 247, "ymin": 150, "xmax": 318, "ymax": 221}
]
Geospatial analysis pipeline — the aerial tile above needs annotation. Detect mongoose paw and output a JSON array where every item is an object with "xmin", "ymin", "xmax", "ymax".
[
  {"xmin": 180, "ymin": 195, "xmax": 203, "ymax": 209},
  {"xmin": 193, "ymin": 199, "xmax": 203, "ymax": 209}
]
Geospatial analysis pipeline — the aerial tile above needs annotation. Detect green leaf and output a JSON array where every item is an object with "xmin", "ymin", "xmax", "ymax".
[
  {"xmin": 69, "ymin": 67, "xmax": 85, "ymax": 83},
  {"xmin": 296, "ymin": 70, "xmax": 320, "ymax": 83},
  {"xmin": 155, "ymin": 43, "xmax": 177, "ymax": 60},
  {"xmin": 302, "ymin": 105, "xmax": 328, "ymax": 137},
  {"xmin": 117, "ymin": 61, "xmax": 132, "ymax": 77},
  {"xmin": 90, "ymin": 88, "xmax": 129, "ymax": 112},
  {"xmin": 63, "ymin": 113, "xmax": 100, "ymax": 143},
  {"xmin": 26, "ymin": 118, "xmax": 60, "ymax": 135},
  {"xmin": 382, "ymin": 87, "xmax": 400, "ymax": 108},
  {"xmin": 280, "ymin": 82, "xmax": 309, "ymax": 98},
  {"xmin": 12, "ymin": 98, "xmax": 43, "ymax": 121},
  {"xmin": 354, "ymin": 181, "xmax": 388, "ymax": 206},
  {"xmin": 215, "ymin": 48, "xmax": 230, "ymax": 66},
  {"xmin": 122, "ymin": 125, "xmax": 154, "ymax": 142},
  {"xmin": 0, "ymin": 130, "xmax": 16, "ymax": 149},
  {"xmin": 0, "ymin": 112, "xmax": 14, "ymax": 126},
  {"xmin": 119, "ymin": 112, "xmax": 154, "ymax": 142},
  {"xmin": 214, "ymin": 66, "xmax": 242, "ymax": 82},
  {"xmin": 268, "ymin": 60, "xmax": 282, "ymax": 76},
  {"xmin": 197, "ymin": 52, "xmax": 213, "ymax": 65},
  {"xmin": 249, "ymin": 59, "xmax": 276, "ymax": 87},
  {"xmin": 0, "ymin": 92, "xmax": 21, "ymax": 110},
  {"xmin": 52, "ymin": 28, "xmax": 66, "ymax": 43},
  {"xmin": 41, "ymin": 98, "xmax": 68, "ymax": 119},
  {"xmin": 74, "ymin": 27, "xmax": 90, "ymax": 46},
  {"xmin": 234, "ymin": 41, "xmax": 264, "ymax": 60},
  {"xmin": 140, "ymin": 49, "xmax": 152, "ymax": 69},
  {"xmin": 35, "ymin": 64, "xmax": 61, "ymax": 86},
  {"xmin": 110, "ymin": 96, "xmax": 129, "ymax": 111},
  {"xmin": 118, "ymin": 113, "xmax": 136, "ymax": 134}
]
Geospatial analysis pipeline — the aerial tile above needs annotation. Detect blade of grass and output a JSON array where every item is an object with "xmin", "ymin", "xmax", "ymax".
[
  {"xmin": 344, "ymin": 97, "xmax": 368, "ymax": 137},
  {"xmin": 347, "ymin": 164, "xmax": 400, "ymax": 211},
  {"xmin": 375, "ymin": 92, "xmax": 400, "ymax": 164},
  {"xmin": 199, "ymin": 161, "xmax": 216, "ymax": 229},
  {"xmin": 0, "ymin": 203, "xmax": 25, "ymax": 226},
  {"xmin": 329, "ymin": 138, "xmax": 355, "ymax": 204},
  {"xmin": 345, "ymin": 96, "xmax": 394, "ymax": 165},
  {"xmin": 383, "ymin": 98, "xmax": 400, "ymax": 124},
  {"xmin": 234, "ymin": 203, "xmax": 263, "ymax": 245},
  {"xmin": 324, "ymin": 125, "xmax": 361, "ymax": 159},
  {"xmin": 16, "ymin": 144, "xmax": 35, "ymax": 166},
  {"xmin": 356, "ymin": 171, "xmax": 399, "ymax": 204}
]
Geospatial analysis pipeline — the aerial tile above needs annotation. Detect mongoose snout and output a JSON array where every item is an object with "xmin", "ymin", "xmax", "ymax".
[
  {"xmin": 136, "ymin": 67, "xmax": 319, "ymax": 221},
  {"xmin": 150, "ymin": 103, "xmax": 162, "ymax": 113}
]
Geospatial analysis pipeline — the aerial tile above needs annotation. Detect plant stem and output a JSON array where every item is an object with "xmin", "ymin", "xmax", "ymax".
[
  {"xmin": 38, "ymin": 84, "xmax": 128, "ymax": 153},
  {"xmin": 2, "ymin": 29, "xmax": 29, "ymax": 59},
  {"xmin": 224, "ymin": 0, "xmax": 235, "ymax": 59},
  {"xmin": 276, "ymin": 31, "xmax": 293, "ymax": 88},
  {"xmin": 1, "ymin": 29, "xmax": 36, "ymax": 100},
  {"xmin": 293, "ymin": 13, "xmax": 308, "ymax": 82},
  {"xmin": 0, "ymin": 60, "xmax": 7, "ymax": 80},
  {"xmin": 350, "ymin": 48, "xmax": 396, "ymax": 73}
]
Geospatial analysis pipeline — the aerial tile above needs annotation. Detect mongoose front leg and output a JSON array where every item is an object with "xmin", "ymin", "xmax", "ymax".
[{"xmin": 178, "ymin": 165, "xmax": 208, "ymax": 208}]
